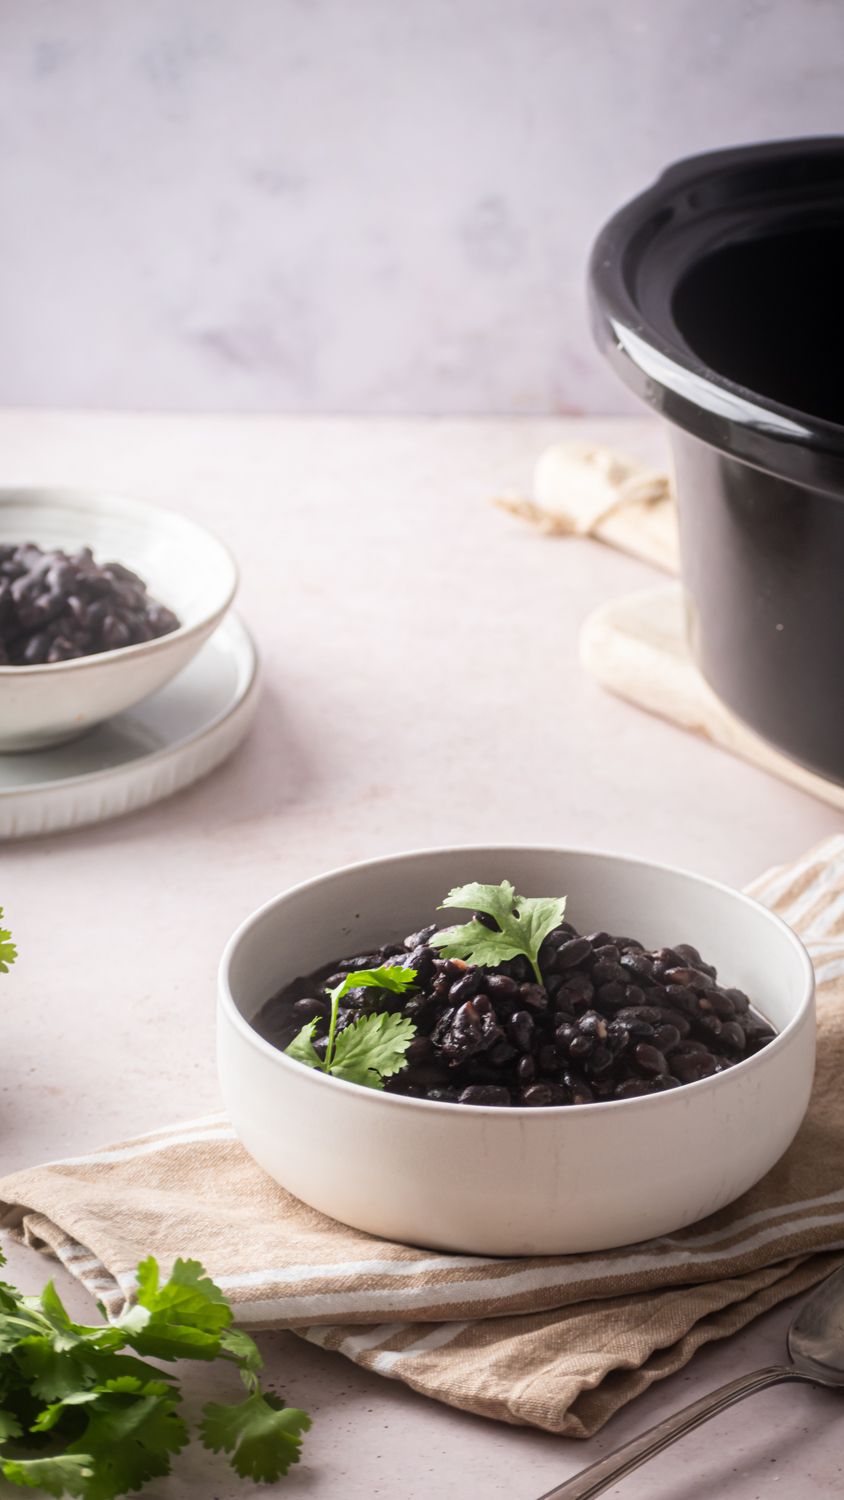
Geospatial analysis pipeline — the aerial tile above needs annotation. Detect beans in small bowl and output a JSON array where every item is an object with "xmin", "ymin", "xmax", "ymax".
[
  {"xmin": 0, "ymin": 487, "xmax": 237, "ymax": 751},
  {"xmin": 218, "ymin": 847, "xmax": 815, "ymax": 1255},
  {"xmin": 0, "ymin": 542, "xmax": 180, "ymax": 666}
]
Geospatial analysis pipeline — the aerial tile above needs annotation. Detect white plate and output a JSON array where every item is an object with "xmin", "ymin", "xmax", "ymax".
[{"xmin": 0, "ymin": 614, "xmax": 258, "ymax": 839}]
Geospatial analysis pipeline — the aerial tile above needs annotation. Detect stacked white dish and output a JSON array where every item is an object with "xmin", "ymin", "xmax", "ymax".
[{"xmin": 0, "ymin": 488, "xmax": 257, "ymax": 836}]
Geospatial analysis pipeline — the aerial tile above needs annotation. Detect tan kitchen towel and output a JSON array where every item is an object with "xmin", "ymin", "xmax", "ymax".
[
  {"xmin": 3, "ymin": 835, "xmax": 844, "ymax": 1438},
  {"xmin": 500, "ymin": 442, "xmax": 844, "ymax": 810}
]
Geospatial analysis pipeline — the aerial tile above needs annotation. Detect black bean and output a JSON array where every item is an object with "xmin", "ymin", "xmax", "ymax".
[
  {"xmin": 404, "ymin": 944, "xmax": 435, "ymax": 983},
  {"xmin": 516, "ymin": 1054, "xmax": 535, "ymax": 1083},
  {"xmin": 561, "ymin": 973, "xmax": 595, "ymax": 1002},
  {"xmin": 616, "ymin": 1005, "xmax": 664, "ymax": 1026},
  {"xmin": 405, "ymin": 1035, "xmax": 436, "ymax": 1066},
  {"xmin": 555, "ymin": 1020, "xmax": 577, "ymax": 1049},
  {"xmin": 718, "ymin": 1021, "xmax": 747, "ymax": 1052},
  {"xmin": 449, "ymin": 970, "xmax": 482, "ymax": 1004},
  {"xmin": 404, "ymin": 925, "xmax": 437, "ymax": 950},
  {"xmin": 662, "ymin": 983, "xmax": 698, "ymax": 1013},
  {"xmin": 654, "ymin": 947, "xmax": 685, "ymax": 969},
  {"xmin": 579, "ymin": 1010, "xmax": 608, "ymax": 1039},
  {"xmin": 670, "ymin": 1049, "xmax": 718, "ymax": 1083},
  {"xmin": 634, "ymin": 1042, "xmax": 668, "ymax": 1076},
  {"xmin": 292, "ymin": 996, "xmax": 329, "ymax": 1022},
  {"xmin": 567, "ymin": 1033, "xmax": 593, "ymax": 1059},
  {"xmin": 521, "ymin": 1082, "xmax": 568, "ymax": 1107},
  {"xmin": 458, "ymin": 1085, "xmax": 511, "ymax": 1106},
  {"xmin": 725, "ymin": 987, "xmax": 751, "ymax": 1013},
  {"xmin": 506, "ymin": 1009, "xmax": 534, "ymax": 1051},
  {"xmin": 587, "ymin": 1044, "xmax": 614, "ymax": 1075},
  {"xmin": 620, "ymin": 952, "xmax": 656, "ymax": 981},
  {"xmin": 653, "ymin": 1023, "xmax": 681, "ymax": 1051},
  {"xmin": 538, "ymin": 1042, "xmax": 560, "ymax": 1072},
  {"xmin": 404, "ymin": 1062, "xmax": 450, "ymax": 1088},
  {"xmin": 555, "ymin": 936, "xmax": 592, "ymax": 968},
  {"xmin": 673, "ymin": 943, "xmax": 716, "ymax": 975},
  {"xmin": 664, "ymin": 966, "xmax": 718, "ymax": 994},
  {"xmin": 614, "ymin": 1078, "xmax": 656, "ymax": 1099},
  {"xmin": 593, "ymin": 944, "xmax": 621, "ymax": 963},
  {"xmin": 486, "ymin": 973, "xmax": 519, "ymax": 1001},
  {"xmin": 596, "ymin": 981, "xmax": 625, "ymax": 1008},
  {"xmin": 519, "ymin": 983, "xmax": 548, "ymax": 1011},
  {"xmin": 591, "ymin": 959, "xmax": 626, "ymax": 986}
]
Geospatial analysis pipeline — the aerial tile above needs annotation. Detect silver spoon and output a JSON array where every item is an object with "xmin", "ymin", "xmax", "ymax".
[{"xmin": 538, "ymin": 1260, "xmax": 844, "ymax": 1500}]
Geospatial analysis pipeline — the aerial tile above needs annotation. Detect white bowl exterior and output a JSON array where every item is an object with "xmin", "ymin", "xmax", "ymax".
[
  {"xmin": 218, "ymin": 848, "xmax": 816, "ymax": 1256},
  {"xmin": 0, "ymin": 490, "xmax": 237, "ymax": 749}
]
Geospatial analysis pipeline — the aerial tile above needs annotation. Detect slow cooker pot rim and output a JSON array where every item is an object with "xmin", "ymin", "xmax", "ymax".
[{"xmin": 589, "ymin": 138, "xmax": 844, "ymax": 486}]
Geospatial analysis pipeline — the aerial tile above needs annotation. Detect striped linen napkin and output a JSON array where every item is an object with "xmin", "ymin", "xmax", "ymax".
[{"xmin": 2, "ymin": 836, "xmax": 844, "ymax": 1438}]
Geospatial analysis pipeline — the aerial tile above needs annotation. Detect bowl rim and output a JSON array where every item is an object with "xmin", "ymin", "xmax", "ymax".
[
  {"xmin": 218, "ymin": 842, "xmax": 816, "ymax": 1120},
  {"xmin": 0, "ymin": 486, "xmax": 238, "ymax": 676}
]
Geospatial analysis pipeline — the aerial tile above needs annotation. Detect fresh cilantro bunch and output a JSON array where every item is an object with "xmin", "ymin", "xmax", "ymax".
[
  {"xmin": 0, "ymin": 908, "xmax": 17, "ymax": 973},
  {"xmin": 286, "ymin": 965, "xmax": 417, "ymax": 1088},
  {"xmin": 0, "ymin": 1248, "xmax": 310, "ymax": 1497},
  {"xmin": 431, "ymin": 880, "xmax": 567, "ymax": 985}
]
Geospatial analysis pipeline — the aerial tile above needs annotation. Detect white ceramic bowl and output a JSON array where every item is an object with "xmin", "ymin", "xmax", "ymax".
[
  {"xmin": 218, "ymin": 846, "xmax": 815, "ymax": 1256},
  {"xmin": 0, "ymin": 488, "xmax": 237, "ymax": 751}
]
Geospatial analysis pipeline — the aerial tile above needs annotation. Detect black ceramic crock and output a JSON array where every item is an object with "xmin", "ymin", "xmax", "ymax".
[{"xmin": 589, "ymin": 138, "xmax": 844, "ymax": 784}]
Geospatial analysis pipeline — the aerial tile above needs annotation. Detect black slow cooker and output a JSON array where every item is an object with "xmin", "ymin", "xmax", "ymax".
[{"xmin": 589, "ymin": 138, "xmax": 844, "ymax": 785}]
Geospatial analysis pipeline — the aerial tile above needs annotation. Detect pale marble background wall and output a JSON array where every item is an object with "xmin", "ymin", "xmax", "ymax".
[{"xmin": 1, "ymin": 0, "xmax": 842, "ymax": 414}]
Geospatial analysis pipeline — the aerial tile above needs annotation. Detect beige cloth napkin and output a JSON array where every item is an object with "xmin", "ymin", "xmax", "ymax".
[
  {"xmin": 500, "ymin": 442, "xmax": 844, "ymax": 811},
  {"xmin": 495, "ymin": 442, "xmax": 679, "ymax": 572},
  {"xmin": 3, "ymin": 838, "xmax": 844, "ymax": 1437}
]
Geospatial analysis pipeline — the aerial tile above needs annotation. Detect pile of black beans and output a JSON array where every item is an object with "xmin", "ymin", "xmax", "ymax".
[
  {"xmin": 0, "ymin": 542, "xmax": 180, "ymax": 665},
  {"xmin": 257, "ymin": 916, "xmax": 777, "ymax": 1107}
]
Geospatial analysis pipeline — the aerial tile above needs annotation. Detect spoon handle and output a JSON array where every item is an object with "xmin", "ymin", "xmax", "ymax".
[{"xmin": 537, "ymin": 1364, "xmax": 801, "ymax": 1500}]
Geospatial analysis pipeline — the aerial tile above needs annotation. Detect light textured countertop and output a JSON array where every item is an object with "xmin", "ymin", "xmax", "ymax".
[{"xmin": 1, "ymin": 411, "xmax": 842, "ymax": 1498}]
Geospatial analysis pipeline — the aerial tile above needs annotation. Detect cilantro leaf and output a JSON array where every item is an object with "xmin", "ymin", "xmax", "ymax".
[
  {"xmin": 284, "ymin": 1019, "xmax": 322, "ymax": 1069},
  {"xmin": 431, "ymin": 880, "xmax": 567, "ymax": 984},
  {"xmin": 119, "ymin": 1256, "xmax": 231, "ymax": 1362},
  {"xmin": 0, "ymin": 1454, "xmax": 94, "ymax": 1496},
  {"xmin": 0, "ymin": 1409, "xmax": 22, "ymax": 1441},
  {"xmin": 330, "ymin": 1011, "xmax": 416, "ymax": 1088},
  {"xmin": 200, "ymin": 1391, "xmax": 311, "ymax": 1482},
  {"xmin": 56, "ymin": 1379, "xmax": 189, "ymax": 1500},
  {"xmin": 328, "ymin": 964, "xmax": 418, "ymax": 1007},
  {"xmin": 219, "ymin": 1328, "xmax": 264, "ymax": 1392},
  {"xmin": 285, "ymin": 964, "xmax": 418, "ymax": 1086},
  {"xmin": 0, "ymin": 907, "xmax": 16, "ymax": 974}
]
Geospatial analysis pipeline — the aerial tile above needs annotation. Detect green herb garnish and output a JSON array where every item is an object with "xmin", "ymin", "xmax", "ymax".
[
  {"xmin": 285, "ymin": 965, "xmax": 417, "ymax": 1089},
  {"xmin": 0, "ymin": 1249, "xmax": 310, "ymax": 1497},
  {"xmin": 430, "ymin": 880, "xmax": 567, "ymax": 985},
  {"xmin": 0, "ymin": 908, "xmax": 16, "ymax": 973}
]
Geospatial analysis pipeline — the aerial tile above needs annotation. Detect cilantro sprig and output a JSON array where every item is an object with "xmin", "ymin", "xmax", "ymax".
[
  {"xmin": 430, "ymin": 880, "xmax": 567, "ymax": 985},
  {"xmin": 0, "ymin": 908, "xmax": 17, "ymax": 973},
  {"xmin": 0, "ymin": 1248, "xmax": 310, "ymax": 1497},
  {"xmin": 285, "ymin": 965, "xmax": 417, "ymax": 1089}
]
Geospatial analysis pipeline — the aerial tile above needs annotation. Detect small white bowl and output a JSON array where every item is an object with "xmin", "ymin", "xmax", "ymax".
[
  {"xmin": 218, "ymin": 846, "xmax": 815, "ymax": 1257},
  {"xmin": 0, "ymin": 488, "xmax": 237, "ymax": 751}
]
